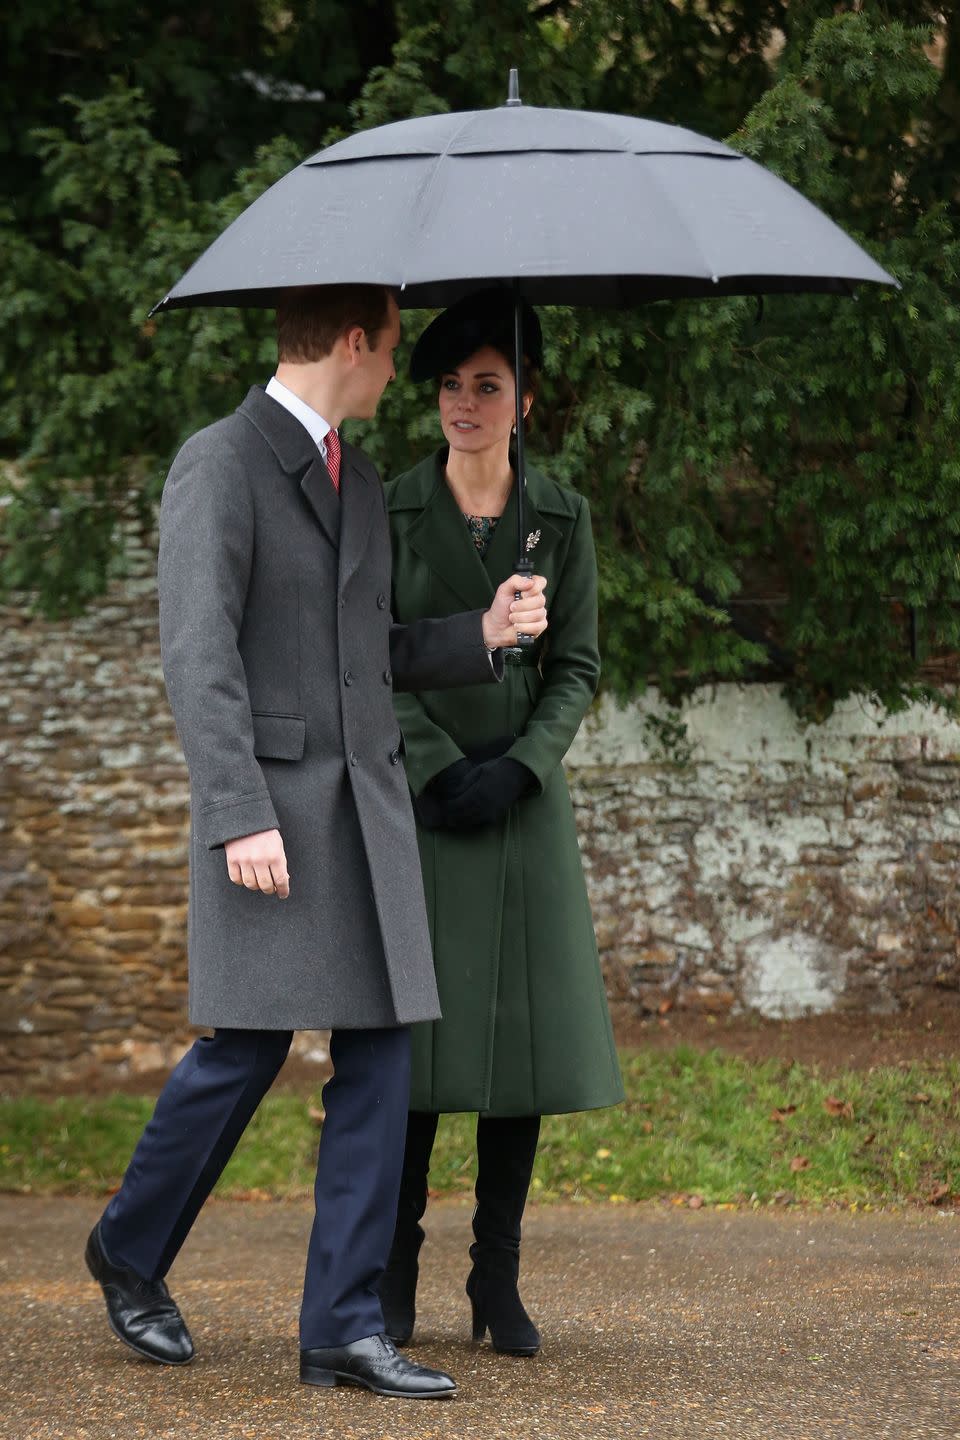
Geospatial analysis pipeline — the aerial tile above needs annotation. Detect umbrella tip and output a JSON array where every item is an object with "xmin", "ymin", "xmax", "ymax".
[{"xmin": 506, "ymin": 68, "xmax": 522, "ymax": 107}]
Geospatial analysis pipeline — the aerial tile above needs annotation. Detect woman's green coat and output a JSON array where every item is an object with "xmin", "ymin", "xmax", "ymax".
[{"xmin": 384, "ymin": 450, "xmax": 624, "ymax": 1116}]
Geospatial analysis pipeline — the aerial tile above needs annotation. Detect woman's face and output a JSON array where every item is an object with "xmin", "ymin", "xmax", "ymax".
[{"xmin": 438, "ymin": 345, "xmax": 532, "ymax": 458}]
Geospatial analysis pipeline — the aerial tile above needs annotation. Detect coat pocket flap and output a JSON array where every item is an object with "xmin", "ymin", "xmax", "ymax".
[{"xmin": 251, "ymin": 711, "xmax": 306, "ymax": 761}]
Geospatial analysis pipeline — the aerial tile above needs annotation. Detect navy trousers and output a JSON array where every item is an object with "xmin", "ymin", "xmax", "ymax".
[{"xmin": 100, "ymin": 1025, "xmax": 411, "ymax": 1348}]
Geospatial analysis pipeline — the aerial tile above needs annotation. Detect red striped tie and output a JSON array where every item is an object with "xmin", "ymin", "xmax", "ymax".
[{"xmin": 325, "ymin": 428, "xmax": 341, "ymax": 492}]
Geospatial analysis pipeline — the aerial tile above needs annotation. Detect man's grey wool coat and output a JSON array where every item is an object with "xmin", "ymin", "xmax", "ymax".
[{"xmin": 158, "ymin": 385, "xmax": 501, "ymax": 1031}]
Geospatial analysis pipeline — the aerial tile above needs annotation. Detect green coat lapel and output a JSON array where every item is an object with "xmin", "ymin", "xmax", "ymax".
[
  {"xmin": 392, "ymin": 450, "xmax": 566, "ymax": 607},
  {"xmin": 402, "ymin": 454, "xmax": 496, "ymax": 610},
  {"xmin": 482, "ymin": 473, "xmax": 563, "ymax": 582}
]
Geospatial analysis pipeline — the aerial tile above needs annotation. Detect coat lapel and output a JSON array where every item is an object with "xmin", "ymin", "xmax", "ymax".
[
  {"xmin": 300, "ymin": 458, "xmax": 341, "ymax": 551},
  {"xmin": 397, "ymin": 451, "xmax": 567, "ymax": 609},
  {"xmin": 338, "ymin": 445, "xmax": 378, "ymax": 590},
  {"xmin": 483, "ymin": 478, "xmax": 563, "ymax": 581},
  {"xmin": 403, "ymin": 460, "xmax": 496, "ymax": 610},
  {"xmin": 238, "ymin": 385, "xmax": 341, "ymax": 552}
]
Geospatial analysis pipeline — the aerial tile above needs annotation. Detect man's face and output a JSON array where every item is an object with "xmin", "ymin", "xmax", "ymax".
[{"xmin": 351, "ymin": 294, "xmax": 401, "ymax": 419}]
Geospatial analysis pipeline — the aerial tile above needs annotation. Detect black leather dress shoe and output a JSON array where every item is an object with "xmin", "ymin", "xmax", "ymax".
[
  {"xmin": 300, "ymin": 1333, "xmax": 456, "ymax": 1398},
  {"xmin": 85, "ymin": 1223, "xmax": 194, "ymax": 1365}
]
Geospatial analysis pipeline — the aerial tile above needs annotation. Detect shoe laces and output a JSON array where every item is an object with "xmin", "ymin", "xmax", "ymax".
[
  {"xmin": 134, "ymin": 1274, "xmax": 170, "ymax": 1298},
  {"xmin": 131, "ymin": 1275, "xmax": 178, "ymax": 1320}
]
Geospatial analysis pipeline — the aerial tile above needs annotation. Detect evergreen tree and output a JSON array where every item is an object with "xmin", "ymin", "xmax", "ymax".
[{"xmin": 2, "ymin": 3, "xmax": 957, "ymax": 717}]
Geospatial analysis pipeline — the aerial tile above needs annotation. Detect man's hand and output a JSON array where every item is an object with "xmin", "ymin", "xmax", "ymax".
[
  {"xmin": 225, "ymin": 828, "xmax": 290, "ymax": 898},
  {"xmin": 482, "ymin": 574, "xmax": 548, "ymax": 649}
]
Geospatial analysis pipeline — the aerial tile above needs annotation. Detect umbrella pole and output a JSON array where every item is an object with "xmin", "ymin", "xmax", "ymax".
[{"xmin": 512, "ymin": 279, "xmax": 535, "ymax": 649}]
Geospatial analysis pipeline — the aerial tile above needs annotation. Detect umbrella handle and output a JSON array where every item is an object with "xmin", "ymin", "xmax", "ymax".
[{"xmin": 511, "ymin": 555, "xmax": 536, "ymax": 651}]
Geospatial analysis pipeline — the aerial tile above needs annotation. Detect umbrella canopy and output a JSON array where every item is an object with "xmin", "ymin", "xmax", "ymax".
[
  {"xmin": 152, "ymin": 74, "xmax": 897, "ymax": 640},
  {"xmin": 154, "ymin": 88, "xmax": 895, "ymax": 315}
]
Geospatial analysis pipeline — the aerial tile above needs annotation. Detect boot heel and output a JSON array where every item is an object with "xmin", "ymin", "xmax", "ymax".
[
  {"xmin": 470, "ymin": 1296, "xmax": 487, "ymax": 1343},
  {"xmin": 467, "ymin": 1253, "xmax": 541, "ymax": 1356},
  {"xmin": 300, "ymin": 1362, "xmax": 338, "ymax": 1388}
]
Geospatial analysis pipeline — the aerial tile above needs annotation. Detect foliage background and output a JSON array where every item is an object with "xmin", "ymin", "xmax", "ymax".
[{"xmin": 2, "ymin": 1, "xmax": 958, "ymax": 718}]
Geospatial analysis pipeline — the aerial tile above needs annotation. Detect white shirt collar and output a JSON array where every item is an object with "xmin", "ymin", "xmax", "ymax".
[{"xmin": 265, "ymin": 375, "xmax": 333, "ymax": 458}]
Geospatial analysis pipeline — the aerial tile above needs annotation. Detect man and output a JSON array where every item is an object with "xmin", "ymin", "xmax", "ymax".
[{"xmin": 85, "ymin": 284, "xmax": 548, "ymax": 1401}]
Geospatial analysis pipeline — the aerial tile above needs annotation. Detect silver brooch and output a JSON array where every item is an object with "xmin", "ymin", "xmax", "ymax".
[{"xmin": 525, "ymin": 529, "xmax": 541, "ymax": 553}]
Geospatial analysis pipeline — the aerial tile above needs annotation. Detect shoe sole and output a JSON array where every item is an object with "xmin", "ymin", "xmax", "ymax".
[
  {"xmin": 474, "ymin": 1332, "xmax": 540, "ymax": 1358},
  {"xmin": 300, "ymin": 1365, "xmax": 455, "ymax": 1399},
  {"xmin": 104, "ymin": 1311, "xmax": 195, "ymax": 1366},
  {"xmin": 471, "ymin": 1317, "xmax": 540, "ymax": 1358},
  {"xmin": 85, "ymin": 1233, "xmax": 194, "ymax": 1367}
]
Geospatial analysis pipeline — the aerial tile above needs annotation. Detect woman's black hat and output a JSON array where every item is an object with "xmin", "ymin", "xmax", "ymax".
[{"xmin": 409, "ymin": 287, "xmax": 543, "ymax": 382}]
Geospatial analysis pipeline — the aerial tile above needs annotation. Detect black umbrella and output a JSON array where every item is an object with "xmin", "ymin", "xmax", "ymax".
[{"xmin": 153, "ymin": 71, "xmax": 897, "ymax": 640}]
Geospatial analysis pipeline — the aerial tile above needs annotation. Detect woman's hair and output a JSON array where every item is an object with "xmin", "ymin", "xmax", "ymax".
[
  {"xmin": 276, "ymin": 284, "xmax": 394, "ymax": 362},
  {"xmin": 480, "ymin": 341, "xmax": 539, "ymax": 431}
]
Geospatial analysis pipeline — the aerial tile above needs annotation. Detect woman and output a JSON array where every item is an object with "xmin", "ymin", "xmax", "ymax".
[{"xmin": 380, "ymin": 289, "xmax": 624, "ymax": 1357}]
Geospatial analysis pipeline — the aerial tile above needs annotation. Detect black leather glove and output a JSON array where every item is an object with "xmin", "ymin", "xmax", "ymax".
[
  {"xmin": 412, "ymin": 758, "xmax": 477, "ymax": 829},
  {"xmin": 420, "ymin": 757, "xmax": 533, "ymax": 830}
]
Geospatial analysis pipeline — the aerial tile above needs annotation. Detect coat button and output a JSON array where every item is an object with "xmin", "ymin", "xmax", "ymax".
[
  {"xmin": 383, "ymin": 669, "xmax": 392, "ymax": 685},
  {"xmin": 349, "ymin": 751, "xmax": 359, "ymax": 766},
  {"xmin": 377, "ymin": 593, "xmax": 387, "ymax": 610},
  {"xmin": 344, "ymin": 669, "xmax": 354, "ymax": 686},
  {"xmin": 389, "ymin": 748, "xmax": 401, "ymax": 765}
]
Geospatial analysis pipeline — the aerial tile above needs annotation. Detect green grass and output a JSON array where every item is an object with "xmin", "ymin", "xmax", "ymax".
[{"xmin": 2, "ymin": 1048, "xmax": 958, "ymax": 1207}]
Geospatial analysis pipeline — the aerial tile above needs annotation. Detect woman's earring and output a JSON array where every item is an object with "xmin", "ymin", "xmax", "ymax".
[{"xmin": 511, "ymin": 423, "xmax": 517, "ymax": 434}]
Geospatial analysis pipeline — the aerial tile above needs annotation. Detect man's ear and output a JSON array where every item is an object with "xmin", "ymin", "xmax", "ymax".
[{"xmin": 342, "ymin": 325, "xmax": 366, "ymax": 365}]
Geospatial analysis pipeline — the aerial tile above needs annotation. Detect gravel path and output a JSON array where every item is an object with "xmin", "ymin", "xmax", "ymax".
[{"xmin": 1, "ymin": 1196, "xmax": 957, "ymax": 1439}]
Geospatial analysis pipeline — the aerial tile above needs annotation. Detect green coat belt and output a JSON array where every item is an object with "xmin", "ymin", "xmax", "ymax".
[{"xmin": 384, "ymin": 450, "xmax": 624, "ymax": 1116}]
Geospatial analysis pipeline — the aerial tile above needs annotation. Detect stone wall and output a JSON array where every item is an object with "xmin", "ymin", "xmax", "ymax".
[
  {"xmin": 0, "ymin": 539, "xmax": 195, "ymax": 1088},
  {"xmin": 568, "ymin": 692, "xmax": 960, "ymax": 1032},
  {"xmin": 2, "ymin": 561, "xmax": 959, "ymax": 1086}
]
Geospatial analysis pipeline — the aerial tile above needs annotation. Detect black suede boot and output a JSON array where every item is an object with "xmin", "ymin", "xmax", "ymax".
[
  {"xmin": 379, "ymin": 1111, "xmax": 439, "ymax": 1346},
  {"xmin": 466, "ymin": 1114, "xmax": 542, "ymax": 1357}
]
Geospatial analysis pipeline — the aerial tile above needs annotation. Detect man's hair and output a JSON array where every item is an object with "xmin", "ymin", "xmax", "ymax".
[{"xmin": 276, "ymin": 284, "xmax": 394, "ymax": 363}]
